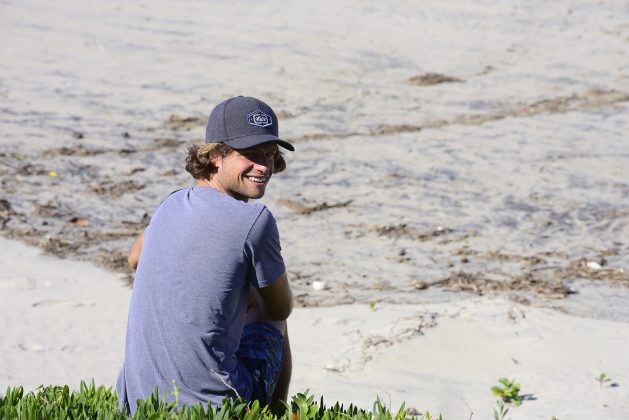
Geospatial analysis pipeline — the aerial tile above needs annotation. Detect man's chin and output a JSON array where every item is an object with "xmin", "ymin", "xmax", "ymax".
[{"xmin": 247, "ymin": 188, "xmax": 266, "ymax": 200}]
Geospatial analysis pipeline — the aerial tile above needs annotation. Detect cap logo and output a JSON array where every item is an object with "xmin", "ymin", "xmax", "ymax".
[{"xmin": 247, "ymin": 110, "xmax": 273, "ymax": 128}]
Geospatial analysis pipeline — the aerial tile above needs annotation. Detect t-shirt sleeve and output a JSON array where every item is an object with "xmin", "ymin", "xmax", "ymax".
[
  {"xmin": 144, "ymin": 189, "xmax": 183, "ymax": 236},
  {"xmin": 244, "ymin": 207, "xmax": 286, "ymax": 289}
]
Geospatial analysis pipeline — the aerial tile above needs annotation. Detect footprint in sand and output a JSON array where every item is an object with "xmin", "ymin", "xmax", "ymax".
[
  {"xmin": 17, "ymin": 343, "xmax": 45, "ymax": 352},
  {"xmin": 323, "ymin": 358, "xmax": 351, "ymax": 373},
  {"xmin": 31, "ymin": 299, "xmax": 93, "ymax": 308},
  {"xmin": 60, "ymin": 345, "xmax": 86, "ymax": 353}
]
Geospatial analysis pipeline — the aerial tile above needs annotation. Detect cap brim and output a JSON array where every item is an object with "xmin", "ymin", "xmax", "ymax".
[{"xmin": 223, "ymin": 134, "xmax": 295, "ymax": 151}]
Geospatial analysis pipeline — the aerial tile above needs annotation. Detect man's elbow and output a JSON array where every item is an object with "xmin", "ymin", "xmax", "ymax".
[
  {"xmin": 276, "ymin": 303, "xmax": 293, "ymax": 321},
  {"xmin": 258, "ymin": 272, "xmax": 293, "ymax": 320},
  {"xmin": 127, "ymin": 232, "xmax": 144, "ymax": 270},
  {"xmin": 127, "ymin": 244, "xmax": 141, "ymax": 269},
  {"xmin": 264, "ymin": 292, "xmax": 293, "ymax": 321},
  {"xmin": 127, "ymin": 254, "xmax": 139, "ymax": 270}
]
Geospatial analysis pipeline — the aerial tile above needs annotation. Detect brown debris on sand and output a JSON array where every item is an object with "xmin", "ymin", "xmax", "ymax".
[
  {"xmin": 277, "ymin": 198, "xmax": 353, "ymax": 215},
  {"xmin": 455, "ymin": 248, "xmax": 564, "ymax": 266},
  {"xmin": 368, "ymin": 223, "xmax": 452, "ymax": 241},
  {"xmin": 407, "ymin": 73, "xmax": 463, "ymax": 86},
  {"xmin": 291, "ymin": 132, "xmax": 358, "ymax": 142},
  {"xmin": 456, "ymin": 248, "xmax": 629, "ymax": 285},
  {"xmin": 293, "ymin": 291, "xmax": 356, "ymax": 307},
  {"xmin": 565, "ymin": 258, "xmax": 629, "ymax": 283},
  {"xmin": 516, "ymin": 89, "xmax": 629, "ymax": 115},
  {"xmin": 289, "ymin": 89, "xmax": 629, "ymax": 141},
  {"xmin": 43, "ymin": 137, "xmax": 184, "ymax": 158},
  {"xmin": 152, "ymin": 137, "xmax": 185, "ymax": 149},
  {"xmin": 437, "ymin": 271, "xmax": 576, "ymax": 298},
  {"xmin": 275, "ymin": 110, "xmax": 297, "ymax": 119},
  {"xmin": 41, "ymin": 236, "xmax": 81, "ymax": 256},
  {"xmin": 68, "ymin": 217, "xmax": 89, "ymax": 227},
  {"xmin": 100, "ymin": 250, "xmax": 131, "ymax": 273},
  {"xmin": 47, "ymin": 144, "xmax": 107, "ymax": 157},
  {"xmin": 0, "ymin": 199, "xmax": 15, "ymax": 227},
  {"xmin": 89, "ymin": 180, "xmax": 145, "ymax": 197},
  {"xmin": 162, "ymin": 114, "xmax": 205, "ymax": 131},
  {"xmin": 368, "ymin": 124, "xmax": 423, "ymax": 136},
  {"xmin": 408, "ymin": 247, "xmax": 629, "ymax": 300}
]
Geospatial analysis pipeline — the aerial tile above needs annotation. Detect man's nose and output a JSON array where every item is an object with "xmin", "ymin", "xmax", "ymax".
[{"xmin": 251, "ymin": 153, "xmax": 272, "ymax": 169}]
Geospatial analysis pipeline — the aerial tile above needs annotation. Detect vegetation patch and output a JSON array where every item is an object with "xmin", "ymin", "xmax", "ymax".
[{"xmin": 0, "ymin": 382, "xmax": 426, "ymax": 420}]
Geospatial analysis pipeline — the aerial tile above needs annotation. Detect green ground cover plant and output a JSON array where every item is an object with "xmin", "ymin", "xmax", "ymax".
[
  {"xmin": 0, "ymin": 381, "xmax": 427, "ymax": 420},
  {"xmin": 1, "ymin": 378, "xmax": 539, "ymax": 419},
  {"xmin": 490, "ymin": 378, "xmax": 521, "ymax": 406},
  {"xmin": 595, "ymin": 372, "xmax": 611, "ymax": 388},
  {"xmin": 492, "ymin": 400, "xmax": 509, "ymax": 420}
]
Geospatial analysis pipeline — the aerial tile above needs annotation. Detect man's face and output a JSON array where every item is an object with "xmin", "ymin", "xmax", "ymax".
[{"xmin": 211, "ymin": 142, "xmax": 278, "ymax": 202}]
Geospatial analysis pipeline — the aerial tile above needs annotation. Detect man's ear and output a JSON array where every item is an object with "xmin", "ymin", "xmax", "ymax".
[{"xmin": 209, "ymin": 153, "xmax": 223, "ymax": 170}]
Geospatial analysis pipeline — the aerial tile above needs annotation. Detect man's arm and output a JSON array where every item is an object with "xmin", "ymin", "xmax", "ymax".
[
  {"xmin": 272, "ymin": 326, "xmax": 291, "ymax": 402},
  {"xmin": 128, "ymin": 232, "xmax": 144, "ymax": 270},
  {"xmin": 256, "ymin": 272, "xmax": 293, "ymax": 321}
]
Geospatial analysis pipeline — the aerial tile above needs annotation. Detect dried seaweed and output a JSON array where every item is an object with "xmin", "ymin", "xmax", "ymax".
[
  {"xmin": 276, "ymin": 198, "xmax": 353, "ymax": 215},
  {"xmin": 407, "ymin": 73, "xmax": 463, "ymax": 86}
]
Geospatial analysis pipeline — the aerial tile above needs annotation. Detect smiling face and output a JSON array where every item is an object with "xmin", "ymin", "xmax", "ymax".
[{"xmin": 206, "ymin": 142, "xmax": 279, "ymax": 202}]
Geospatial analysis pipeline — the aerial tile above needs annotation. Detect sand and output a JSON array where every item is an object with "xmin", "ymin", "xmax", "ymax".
[
  {"xmin": 1, "ymin": 0, "xmax": 629, "ymax": 418},
  {"xmin": 2, "ymin": 236, "xmax": 628, "ymax": 419}
]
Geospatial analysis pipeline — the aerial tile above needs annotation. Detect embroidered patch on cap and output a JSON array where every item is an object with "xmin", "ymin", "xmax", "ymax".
[{"xmin": 247, "ymin": 110, "xmax": 273, "ymax": 128}]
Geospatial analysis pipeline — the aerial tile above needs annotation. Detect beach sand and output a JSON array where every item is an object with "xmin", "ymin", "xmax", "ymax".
[
  {"xmin": 1, "ymin": 0, "xmax": 628, "ymax": 418},
  {"xmin": 1, "ymin": 236, "xmax": 628, "ymax": 419}
]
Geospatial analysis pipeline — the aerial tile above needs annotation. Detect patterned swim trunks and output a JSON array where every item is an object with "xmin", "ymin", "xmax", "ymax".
[{"xmin": 237, "ymin": 321, "xmax": 285, "ymax": 405}]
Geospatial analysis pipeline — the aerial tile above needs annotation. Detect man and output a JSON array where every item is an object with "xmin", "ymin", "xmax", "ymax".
[{"xmin": 116, "ymin": 96, "xmax": 294, "ymax": 414}]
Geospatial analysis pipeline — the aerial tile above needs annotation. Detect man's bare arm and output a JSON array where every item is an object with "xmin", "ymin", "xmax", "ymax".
[
  {"xmin": 256, "ymin": 272, "xmax": 293, "ymax": 321},
  {"xmin": 128, "ymin": 232, "xmax": 144, "ymax": 270},
  {"xmin": 272, "ymin": 327, "xmax": 291, "ymax": 402}
]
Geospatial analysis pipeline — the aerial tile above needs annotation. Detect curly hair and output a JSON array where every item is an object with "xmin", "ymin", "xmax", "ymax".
[{"xmin": 185, "ymin": 143, "xmax": 287, "ymax": 180}]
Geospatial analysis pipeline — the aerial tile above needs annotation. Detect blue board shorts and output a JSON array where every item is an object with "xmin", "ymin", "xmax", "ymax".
[{"xmin": 237, "ymin": 321, "xmax": 285, "ymax": 405}]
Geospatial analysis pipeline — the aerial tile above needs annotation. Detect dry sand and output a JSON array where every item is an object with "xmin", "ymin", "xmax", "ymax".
[
  {"xmin": 1, "ymin": 236, "xmax": 628, "ymax": 419},
  {"xmin": 1, "ymin": 0, "xmax": 629, "ymax": 418}
]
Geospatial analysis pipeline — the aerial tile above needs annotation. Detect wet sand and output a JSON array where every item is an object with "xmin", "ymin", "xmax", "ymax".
[{"xmin": 1, "ymin": 0, "xmax": 628, "ymax": 310}]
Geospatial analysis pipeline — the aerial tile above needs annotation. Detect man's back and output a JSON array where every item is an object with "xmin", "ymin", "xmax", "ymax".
[{"xmin": 117, "ymin": 186, "xmax": 285, "ymax": 412}]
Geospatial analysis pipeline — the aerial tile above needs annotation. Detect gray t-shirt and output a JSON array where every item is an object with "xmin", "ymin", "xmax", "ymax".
[{"xmin": 116, "ymin": 186, "xmax": 286, "ymax": 413}]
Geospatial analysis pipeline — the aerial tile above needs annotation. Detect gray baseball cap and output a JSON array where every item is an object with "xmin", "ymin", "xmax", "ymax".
[{"xmin": 205, "ymin": 96, "xmax": 295, "ymax": 151}]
